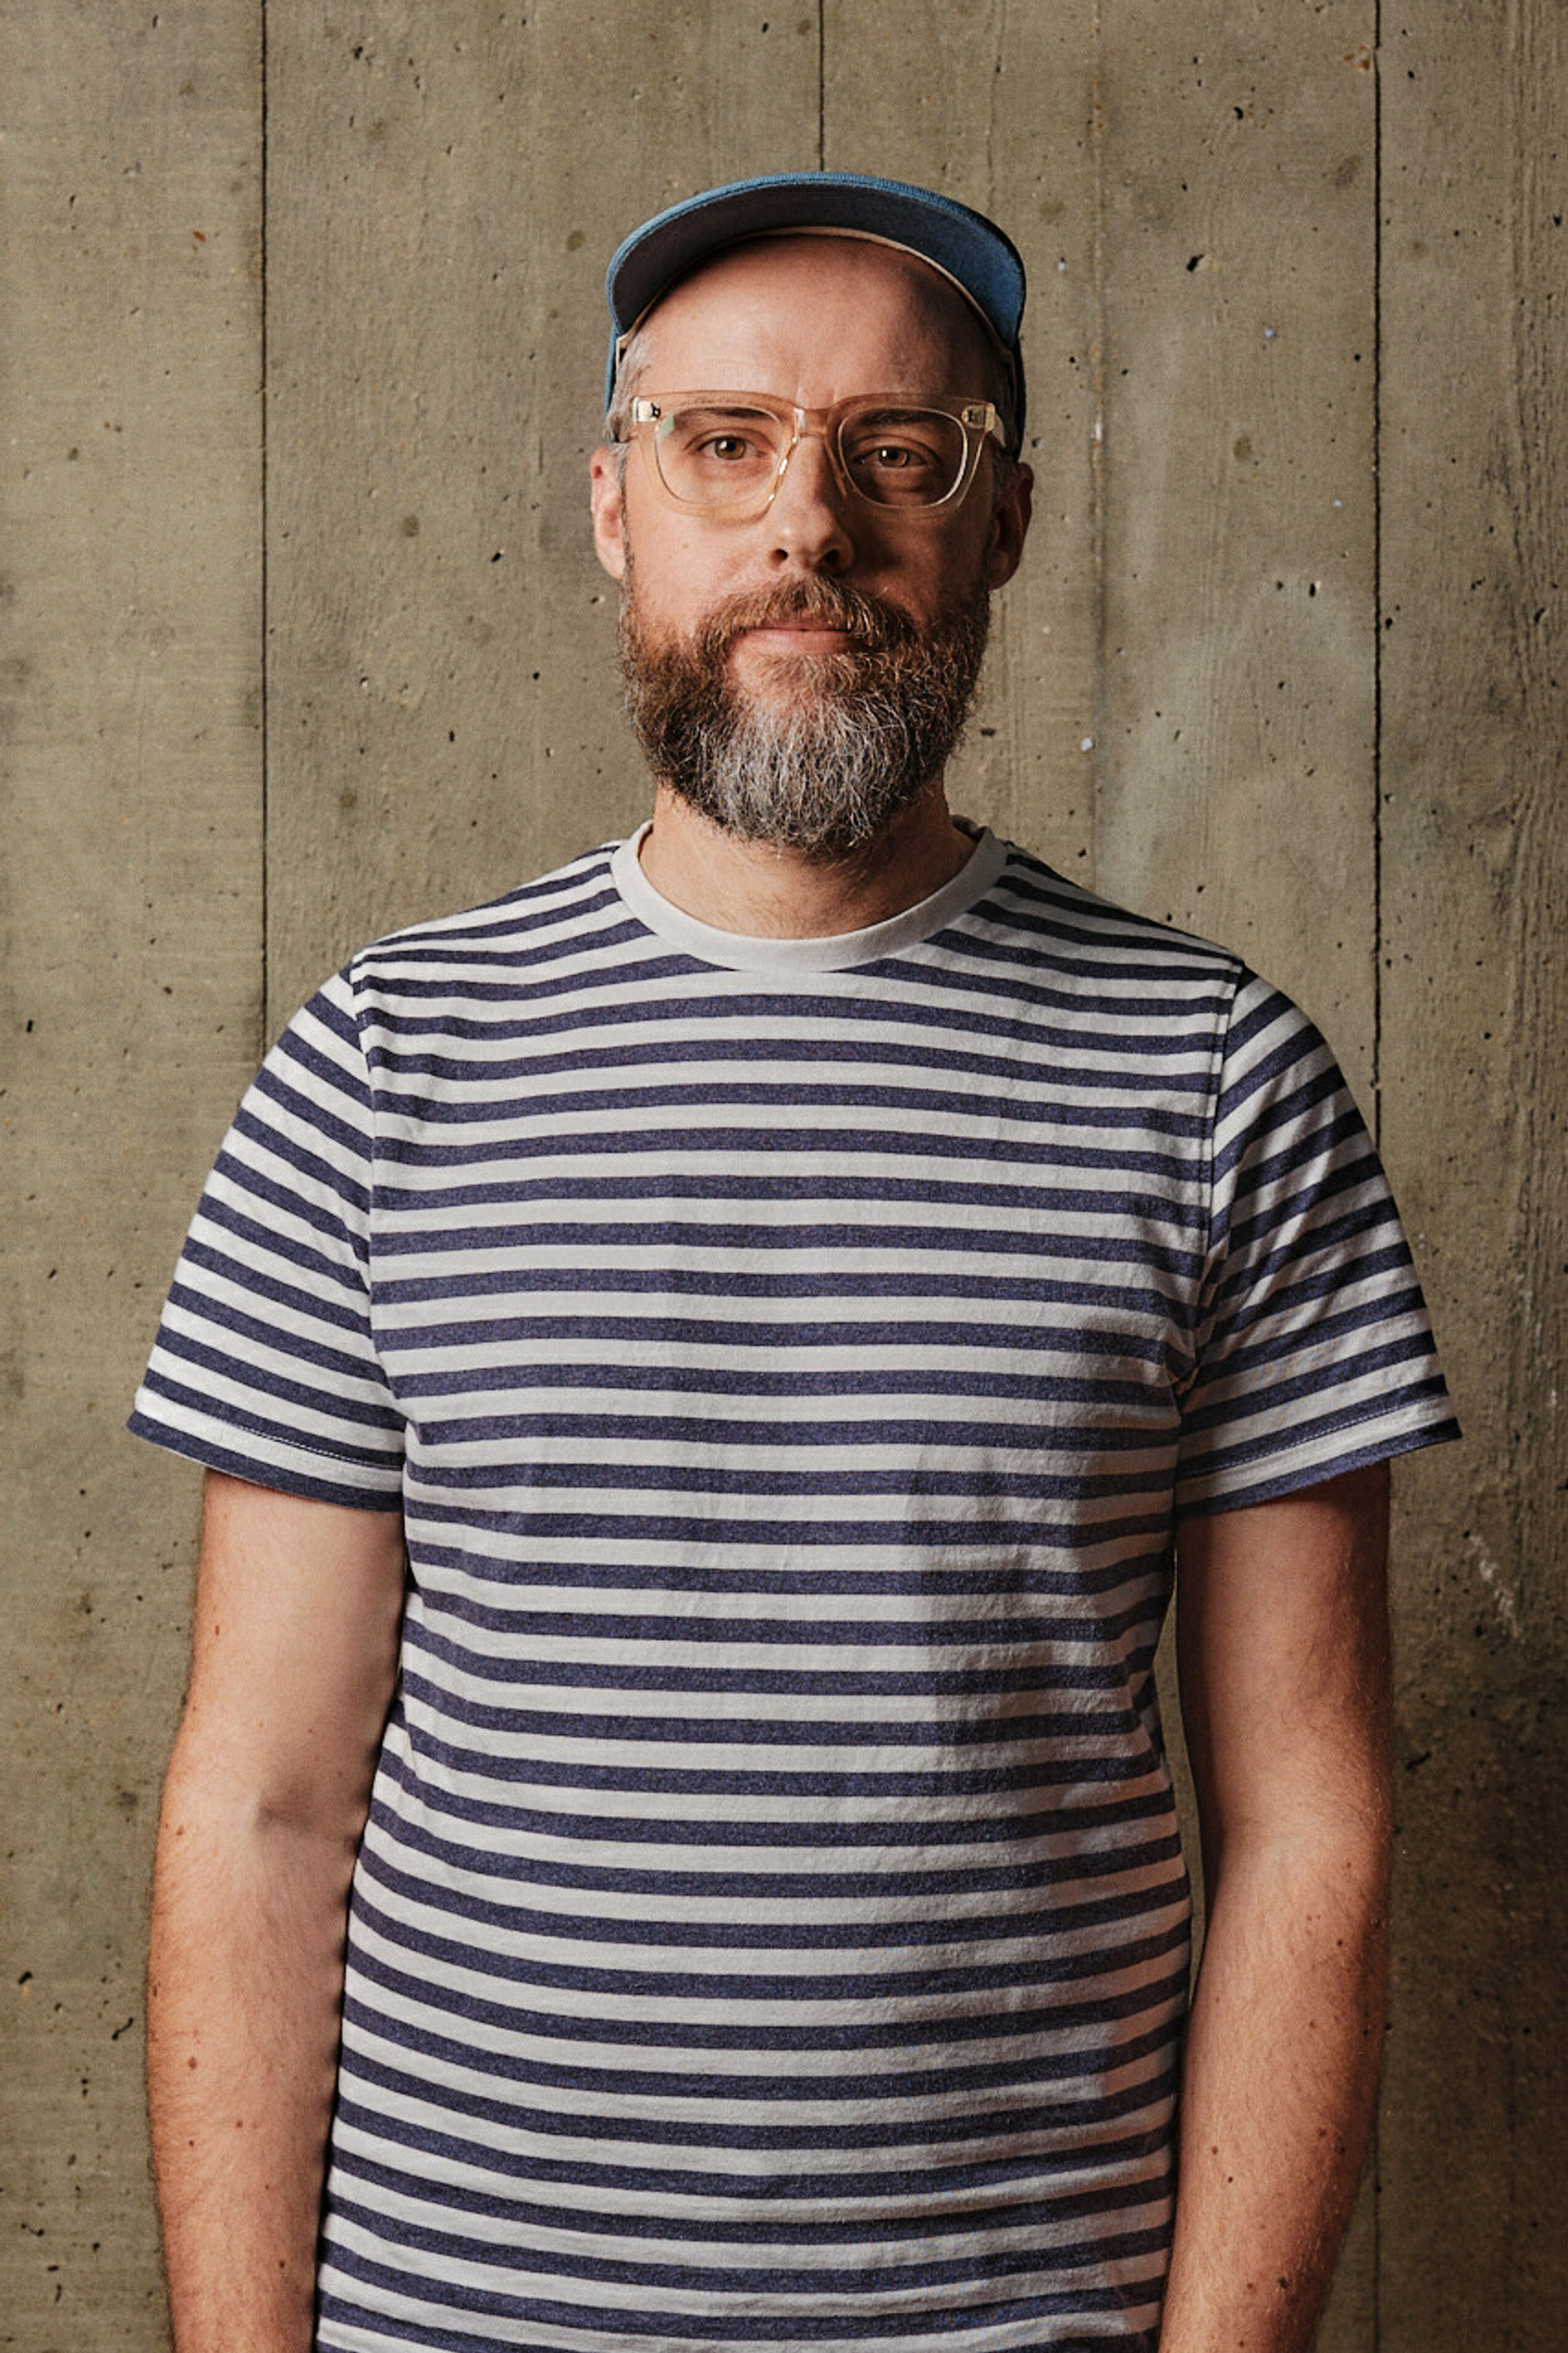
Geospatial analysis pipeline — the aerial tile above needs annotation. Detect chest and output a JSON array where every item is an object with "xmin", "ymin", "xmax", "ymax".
[{"xmin": 363, "ymin": 1036, "xmax": 1210, "ymax": 1452}]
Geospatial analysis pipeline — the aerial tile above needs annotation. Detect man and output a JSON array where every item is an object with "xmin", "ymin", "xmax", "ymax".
[{"xmin": 134, "ymin": 173, "xmax": 1458, "ymax": 2353}]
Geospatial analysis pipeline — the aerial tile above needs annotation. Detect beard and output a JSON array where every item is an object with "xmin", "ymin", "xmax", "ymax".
[{"xmin": 615, "ymin": 560, "xmax": 992, "ymax": 861}]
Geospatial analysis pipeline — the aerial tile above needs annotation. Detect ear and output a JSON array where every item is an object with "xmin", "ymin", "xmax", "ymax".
[
  {"xmin": 985, "ymin": 460, "xmax": 1033, "ymax": 590},
  {"xmin": 589, "ymin": 445, "xmax": 628, "ymax": 582}
]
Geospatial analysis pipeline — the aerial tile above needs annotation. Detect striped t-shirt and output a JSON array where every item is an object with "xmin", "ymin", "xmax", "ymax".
[{"xmin": 132, "ymin": 821, "xmax": 1458, "ymax": 2353}]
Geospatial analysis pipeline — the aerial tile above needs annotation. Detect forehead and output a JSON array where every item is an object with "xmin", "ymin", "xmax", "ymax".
[{"xmin": 633, "ymin": 233, "xmax": 992, "ymax": 398}]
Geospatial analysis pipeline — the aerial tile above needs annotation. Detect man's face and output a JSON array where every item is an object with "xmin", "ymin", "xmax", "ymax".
[{"xmin": 589, "ymin": 235, "xmax": 1032, "ymax": 856}]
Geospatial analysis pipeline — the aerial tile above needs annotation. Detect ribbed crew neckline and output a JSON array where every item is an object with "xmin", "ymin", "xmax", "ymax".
[{"xmin": 609, "ymin": 817, "xmax": 1008, "ymax": 973}]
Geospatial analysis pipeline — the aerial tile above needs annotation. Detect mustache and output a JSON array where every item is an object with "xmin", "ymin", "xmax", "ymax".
[{"xmin": 696, "ymin": 580, "xmax": 919, "ymax": 659}]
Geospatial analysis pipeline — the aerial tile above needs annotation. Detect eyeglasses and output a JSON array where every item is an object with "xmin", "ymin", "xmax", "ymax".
[{"xmin": 623, "ymin": 391, "xmax": 1006, "ymax": 518}]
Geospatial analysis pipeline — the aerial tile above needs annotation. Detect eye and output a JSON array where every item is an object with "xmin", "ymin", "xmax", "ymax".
[
  {"xmin": 662, "ymin": 407, "xmax": 783, "ymax": 475},
  {"xmin": 649, "ymin": 404, "xmax": 785, "ymax": 506},
  {"xmin": 852, "ymin": 436, "xmax": 936, "ymax": 473},
  {"xmin": 697, "ymin": 432, "xmax": 761, "ymax": 463},
  {"xmin": 840, "ymin": 408, "xmax": 967, "ymax": 504}
]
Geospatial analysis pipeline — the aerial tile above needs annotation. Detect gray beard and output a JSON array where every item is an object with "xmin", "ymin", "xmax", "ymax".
[{"xmin": 616, "ymin": 570, "xmax": 992, "ymax": 859}]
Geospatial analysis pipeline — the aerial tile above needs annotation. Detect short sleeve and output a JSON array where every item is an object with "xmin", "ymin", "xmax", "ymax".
[
  {"xmin": 128, "ymin": 967, "xmax": 406, "ymax": 1509},
  {"xmin": 1174, "ymin": 973, "xmax": 1459, "ymax": 1516}
]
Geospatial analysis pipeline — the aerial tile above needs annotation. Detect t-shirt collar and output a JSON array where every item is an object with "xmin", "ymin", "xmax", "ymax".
[{"xmin": 609, "ymin": 815, "xmax": 1007, "ymax": 974}]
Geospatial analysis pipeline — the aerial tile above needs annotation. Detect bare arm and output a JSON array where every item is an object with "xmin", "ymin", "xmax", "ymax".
[
  {"xmin": 1158, "ymin": 1461, "xmax": 1392, "ymax": 2353},
  {"xmin": 147, "ymin": 1471, "xmax": 406, "ymax": 2353}
]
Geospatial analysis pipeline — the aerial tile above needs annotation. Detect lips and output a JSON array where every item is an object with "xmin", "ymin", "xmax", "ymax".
[
  {"xmin": 738, "ymin": 621, "xmax": 857, "ymax": 645},
  {"xmin": 709, "ymin": 587, "xmax": 901, "ymax": 659},
  {"xmin": 726, "ymin": 605, "xmax": 866, "ymax": 646}
]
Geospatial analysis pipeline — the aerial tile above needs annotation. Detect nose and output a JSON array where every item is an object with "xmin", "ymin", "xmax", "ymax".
[{"xmin": 765, "ymin": 429, "xmax": 856, "ymax": 575}]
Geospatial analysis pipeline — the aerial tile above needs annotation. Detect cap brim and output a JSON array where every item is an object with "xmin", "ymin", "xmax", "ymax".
[{"xmin": 604, "ymin": 171, "xmax": 1026, "ymax": 420}]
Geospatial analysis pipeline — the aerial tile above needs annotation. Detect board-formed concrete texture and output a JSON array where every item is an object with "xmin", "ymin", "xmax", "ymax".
[
  {"xmin": 2, "ymin": 4, "xmax": 264, "ymax": 2344},
  {"xmin": 3, "ymin": 4, "xmax": 1562, "ymax": 2345},
  {"xmin": 1376, "ymin": 9, "xmax": 1568, "ymax": 2347}
]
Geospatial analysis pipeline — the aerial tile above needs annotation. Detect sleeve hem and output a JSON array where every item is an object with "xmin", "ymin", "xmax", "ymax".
[
  {"xmin": 1172, "ymin": 1409, "xmax": 1461, "ymax": 1521},
  {"xmin": 126, "ymin": 1411, "xmax": 406, "ymax": 1513}
]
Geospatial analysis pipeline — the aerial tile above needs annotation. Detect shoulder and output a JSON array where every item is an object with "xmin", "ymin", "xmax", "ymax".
[
  {"xmin": 986, "ymin": 839, "xmax": 1251, "ymax": 987},
  {"xmin": 342, "ymin": 837, "xmax": 627, "ymax": 992},
  {"xmin": 977, "ymin": 839, "xmax": 1265, "ymax": 1073},
  {"xmin": 263, "ymin": 839, "xmax": 635, "ymax": 1082},
  {"xmin": 987, "ymin": 842, "xmax": 1348, "ymax": 1059}
]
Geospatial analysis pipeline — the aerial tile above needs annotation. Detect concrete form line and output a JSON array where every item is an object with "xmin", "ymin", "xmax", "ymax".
[
  {"xmin": 1370, "ymin": 0, "xmax": 1385, "ymax": 2318},
  {"xmin": 1371, "ymin": 0, "xmax": 1385, "ymax": 1145},
  {"xmin": 259, "ymin": 0, "xmax": 270, "ymax": 1053},
  {"xmin": 1089, "ymin": 0, "xmax": 1106, "ymax": 896}
]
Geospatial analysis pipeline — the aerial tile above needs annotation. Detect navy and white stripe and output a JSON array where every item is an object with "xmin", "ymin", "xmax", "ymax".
[{"xmin": 132, "ymin": 824, "xmax": 1458, "ymax": 2351}]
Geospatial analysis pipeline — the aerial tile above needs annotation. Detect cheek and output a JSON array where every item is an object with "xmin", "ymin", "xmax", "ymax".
[{"xmin": 627, "ymin": 524, "xmax": 757, "ymax": 627}]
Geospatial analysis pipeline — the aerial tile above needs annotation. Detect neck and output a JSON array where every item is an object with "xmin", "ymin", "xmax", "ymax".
[{"xmin": 634, "ymin": 778, "xmax": 976, "ymax": 938}]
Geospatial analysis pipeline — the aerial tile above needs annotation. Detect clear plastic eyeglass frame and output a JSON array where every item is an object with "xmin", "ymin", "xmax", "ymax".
[{"xmin": 623, "ymin": 391, "xmax": 1006, "ymax": 519}]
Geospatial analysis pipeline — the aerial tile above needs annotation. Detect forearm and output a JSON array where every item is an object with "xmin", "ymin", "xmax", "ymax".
[
  {"xmin": 147, "ymin": 1751, "xmax": 363, "ymax": 2353},
  {"xmin": 1157, "ymin": 1830, "xmax": 1388, "ymax": 2353}
]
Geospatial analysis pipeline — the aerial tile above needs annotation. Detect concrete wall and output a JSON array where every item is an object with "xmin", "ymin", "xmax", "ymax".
[{"xmin": 4, "ymin": 4, "xmax": 1562, "ymax": 2344}]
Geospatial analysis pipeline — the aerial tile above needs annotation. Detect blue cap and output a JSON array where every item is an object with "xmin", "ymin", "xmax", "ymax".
[{"xmin": 604, "ymin": 170, "xmax": 1027, "ymax": 445}]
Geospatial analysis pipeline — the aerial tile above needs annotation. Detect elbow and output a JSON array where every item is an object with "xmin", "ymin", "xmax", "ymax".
[
  {"xmin": 157, "ymin": 1724, "xmax": 378, "ymax": 1864},
  {"xmin": 1202, "ymin": 1787, "xmax": 1392, "ymax": 1926}
]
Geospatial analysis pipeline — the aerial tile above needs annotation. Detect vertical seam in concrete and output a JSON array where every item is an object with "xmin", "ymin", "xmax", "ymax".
[
  {"xmin": 1089, "ymin": 1, "xmax": 1106, "ymax": 888},
  {"xmin": 1370, "ymin": 16, "xmax": 1385, "ymax": 2345},
  {"xmin": 816, "ymin": 3, "xmax": 826, "ymax": 167},
  {"xmin": 1370, "ymin": 0, "xmax": 1384, "ymax": 1146},
  {"xmin": 259, "ymin": 0, "xmax": 270, "ymax": 1050}
]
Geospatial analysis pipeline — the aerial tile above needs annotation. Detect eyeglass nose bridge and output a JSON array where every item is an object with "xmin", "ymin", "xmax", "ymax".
[{"xmin": 765, "ymin": 406, "xmax": 850, "ymax": 516}]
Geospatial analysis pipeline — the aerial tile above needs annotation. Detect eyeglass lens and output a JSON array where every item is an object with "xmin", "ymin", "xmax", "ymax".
[{"xmin": 650, "ymin": 401, "xmax": 972, "ymax": 509}]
